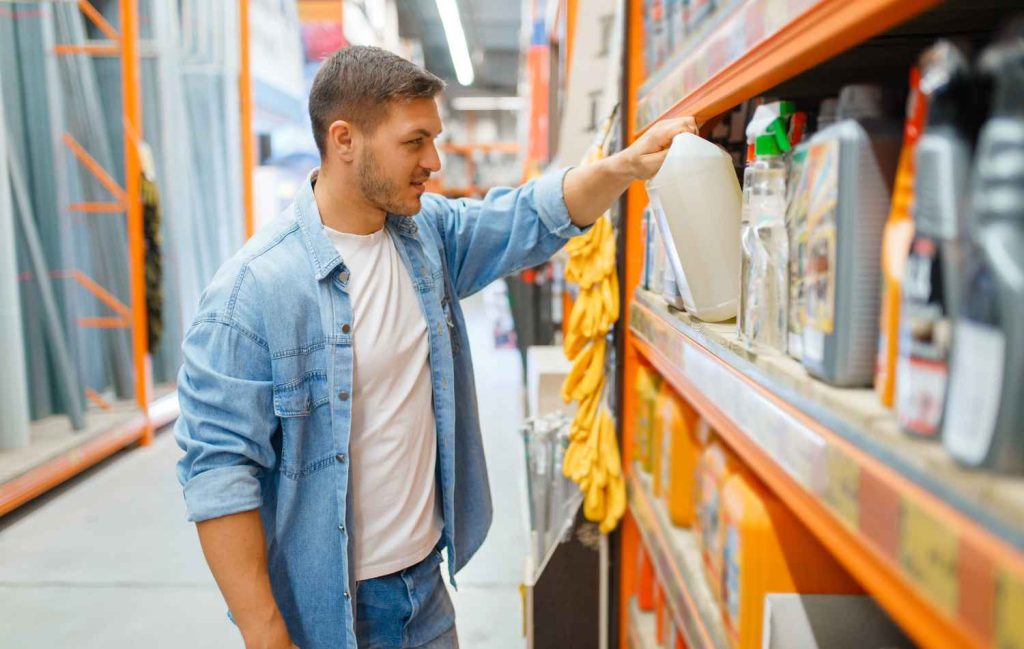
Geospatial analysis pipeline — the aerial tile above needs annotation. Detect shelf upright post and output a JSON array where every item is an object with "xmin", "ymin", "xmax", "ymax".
[
  {"xmin": 239, "ymin": 0, "xmax": 255, "ymax": 239},
  {"xmin": 119, "ymin": 0, "xmax": 152, "ymax": 444},
  {"xmin": 616, "ymin": 2, "xmax": 647, "ymax": 648}
]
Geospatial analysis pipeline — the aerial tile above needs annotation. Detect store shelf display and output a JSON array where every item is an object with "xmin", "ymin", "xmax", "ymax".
[{"xmin": 621, "ymin": 2, "xmax": 1024, "ymax": 649}]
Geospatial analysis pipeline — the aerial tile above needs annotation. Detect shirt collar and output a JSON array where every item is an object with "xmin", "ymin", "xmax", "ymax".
[{"xmin": 295, "ymin": 168, "xmax": 420, "ymax": 281}]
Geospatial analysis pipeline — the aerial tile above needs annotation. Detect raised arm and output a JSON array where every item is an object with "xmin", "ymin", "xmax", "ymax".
[{"xmin": 562, "ymin": 117, "xmax": 697, "ymax": 228}]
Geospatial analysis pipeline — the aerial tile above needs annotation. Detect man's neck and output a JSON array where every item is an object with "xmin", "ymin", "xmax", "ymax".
[{"xmin": 312, "ymin": 167, "xmax": 387, "ymax": 235}]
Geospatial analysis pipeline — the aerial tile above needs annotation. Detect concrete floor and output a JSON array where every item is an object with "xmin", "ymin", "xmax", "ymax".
[{"xmin": 0, "ymin": 291, "xmax": 528, "ymax": 649}]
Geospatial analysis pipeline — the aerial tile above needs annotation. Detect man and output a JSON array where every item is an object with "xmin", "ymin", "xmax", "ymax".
[{"xmin": 175, "ymin": 45, "xmax": 694, "ymax": 649}]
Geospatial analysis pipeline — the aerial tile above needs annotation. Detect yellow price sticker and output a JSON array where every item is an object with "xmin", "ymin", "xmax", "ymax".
[
  {"xmin": 997, "ymin": 569, "xmax": 1024, "ymax": 649},
  {"xmin": 900, "ymin": 500, "xmax": 958, "ymax": 614},
  {"xmin": 821, "ymin": 444, "xmax": 859, "ymax": 528}
]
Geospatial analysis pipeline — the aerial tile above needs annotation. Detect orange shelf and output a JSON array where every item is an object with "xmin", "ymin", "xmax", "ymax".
[
  {"xmin": 629, "ymin": 468, "xmax": 728, "ymax": 649},
  {"xmin": 628, "ymin": 292, "xmax": 1024, "ymax": 649},
  {"xmin": 634, "ymin": 0, "xmax": 941, "ymax": 131},
  {"xmin": 0, "ymin": 392, "xmax": 179, "ymax": 518}
]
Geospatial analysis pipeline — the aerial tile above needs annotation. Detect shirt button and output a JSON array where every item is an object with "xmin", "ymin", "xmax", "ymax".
[
  {"xmin": 341, "ymin": 323, "xmax": 351, "ymax": 334},
  {"xmin": 336, "ymin": 453, "xmax": 346, "ymax": 463},
  {"xmin": 337, "ymin": 391, "xmax": 349, "ymax": 401},
  {"xmin": 338, "ymin": 524, "xmax": 346, "ymax": 533},
  {"xmin": 344, "ymin": 591, "xmax": 351, "ymax": 600}
]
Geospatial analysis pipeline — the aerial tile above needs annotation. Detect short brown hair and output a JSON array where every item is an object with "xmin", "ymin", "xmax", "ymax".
[{"xmin": 308, "ymin": 46, "xmax": 446, "ymax": 155}]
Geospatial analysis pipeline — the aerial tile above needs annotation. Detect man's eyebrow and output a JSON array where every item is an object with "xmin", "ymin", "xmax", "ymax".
[{"xmin": 408, "ymin": 128, "xmax": 441, "ymax": 138}]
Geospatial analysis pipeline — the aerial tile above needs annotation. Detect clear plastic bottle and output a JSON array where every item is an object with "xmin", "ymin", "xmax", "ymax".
[{"xmin": 746, "ymin": 135, "xmax": 789, "ymax": 352}]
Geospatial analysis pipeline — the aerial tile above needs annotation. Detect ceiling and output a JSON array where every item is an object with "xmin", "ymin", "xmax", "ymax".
[{"xmin": 396, "ymin": 0, "xmax": 523, "ymax": 95}]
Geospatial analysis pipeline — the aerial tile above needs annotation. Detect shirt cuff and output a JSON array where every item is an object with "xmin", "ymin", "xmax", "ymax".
[
  {"xmin": 182, "ymin": 465, "xmax": 263, "ymax": 522},
  {"xmin": 534, "ymin": 167, "xmax": 589, "ymax": 239}
]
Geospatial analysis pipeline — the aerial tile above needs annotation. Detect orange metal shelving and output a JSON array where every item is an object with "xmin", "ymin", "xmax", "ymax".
[
  {"xmin": 634, "ymin": 0, "xmax": 942, "ymax": 132},
  {"xmin": 616, "ymin": 1, "xmax": 1024, "ymax": 649},
  {"xmin": 0, "ymin": 0, "xmax": 263, "ymax": 516}
]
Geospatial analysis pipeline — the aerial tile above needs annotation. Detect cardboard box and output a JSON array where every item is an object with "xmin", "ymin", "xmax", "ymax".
[
  {"xmin": 526, "ymin": 346, "xmax": 573, "ymax": 419},
  {"xmin": 761, "ymin": 594, "xmax": 915, "ymax": 649}
]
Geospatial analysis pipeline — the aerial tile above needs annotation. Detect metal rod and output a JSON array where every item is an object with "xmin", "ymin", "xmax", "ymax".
[
  {"xmin": 7, "ymin": 144, "xmax": 86, "ymax": 430},
  {"xmin": 238, "ymin": 0, "xmax": 254, "ymax": 239},
  {"xmin": 0, "ymin": 58, "xmax": 32, "ymax": 450}
]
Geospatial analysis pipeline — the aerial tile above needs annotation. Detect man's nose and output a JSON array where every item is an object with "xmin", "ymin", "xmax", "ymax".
[{"xmin": 422, "ymin": 142, "xmax": 442, "ymax": 173}]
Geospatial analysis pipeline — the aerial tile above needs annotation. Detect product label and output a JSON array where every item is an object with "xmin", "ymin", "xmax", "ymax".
[
  {"xmin": 900, "ymin": 500, "xmax": 958, "ymax": 614},
  {"xmin": 896, "ymin": 236, "xmax": 951, "ymax": 436},
  {"xmin": 804, "ymin": 140, "xmax": 839, "ymax": 336},
  {"xmin": 723, "ymin": 525, "xmax": 741, "ymax": 642},
  {"xmin": 803, "ymin": 328, "xmax": 824, "ymax": 364},
  {"xmin": 822, "ymin": 444, "xmax": 860, "ymax": 528},
  {"xmin": 787, "ymin": 149, "xmax": 811, "ymax": 354},
  {"xmin": 943, "ymin": 320, "xmax": 1006, "ymax": 465},
  {"xmin": 699, "ymin": 473, "xmax": 722, "ymax": 586},
  {"xmin": 997, "ymin": 569, "xmax": 1024, "ymax": 649}
]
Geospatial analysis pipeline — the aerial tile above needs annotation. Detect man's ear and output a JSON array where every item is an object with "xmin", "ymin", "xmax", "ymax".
[{"xmin": 327, "ymin": 119, "xmax": 357, "ymax": 163}]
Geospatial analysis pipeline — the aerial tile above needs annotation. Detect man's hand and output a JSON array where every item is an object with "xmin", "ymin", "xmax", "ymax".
[
  {"xmin": 243, "ymin": 611, "xmax": 299, "ymax": 649},
  {"xmin": 563, "ymin": 116, "xmax": 699, "ymax": 228},
  {"xmin": 619, "ymin": 117, "xmax": 699, "ymax": 180}
]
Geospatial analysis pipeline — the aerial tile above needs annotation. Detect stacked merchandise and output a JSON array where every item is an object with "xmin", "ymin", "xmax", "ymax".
[
  {"xmin": 639, "ymin": 21, "xmax": 1024, "ymax": 475},
  {"xmin": 520, "ymin": 412, "xmax": 581, "ymax": 573},
  {"xmin": 643, "ymin": 0, "xmax": 747, "ymax": 80},
  {"xmin": 630, "ymin": 371, "xmax": 905, "ymax": 649}
]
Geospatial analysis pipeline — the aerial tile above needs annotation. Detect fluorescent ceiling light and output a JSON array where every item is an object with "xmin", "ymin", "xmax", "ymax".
[
  {"xmin": 435, "ymin": 0, "xmax": 474, "ymax": 86},
  {"xmin": 451, "ymin": 96, "xmax": 525, "ymax": 111}
]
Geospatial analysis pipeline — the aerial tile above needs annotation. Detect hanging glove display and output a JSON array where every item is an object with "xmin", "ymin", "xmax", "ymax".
[{"xmin": 561, "ymin": 207, "xmax": 625, "ymax": 534}]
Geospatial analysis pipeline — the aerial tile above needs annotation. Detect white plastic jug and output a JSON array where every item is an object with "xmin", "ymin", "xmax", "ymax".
[{"xmin": 646, "ymin": 133, "xmax": 742, "ymax": 322}]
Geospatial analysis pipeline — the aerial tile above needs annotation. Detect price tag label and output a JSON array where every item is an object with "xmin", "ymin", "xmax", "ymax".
[
  {"xmin": 900, "ymin": 500, "xmax": 958, "ymax": 614},
  {"xmin": 997, "ymin": 569, "xmax": 1024, "ymax": 649},
  {"xmin": 821, "ymin": 444, "xmax": 859, "ymax": 528}
]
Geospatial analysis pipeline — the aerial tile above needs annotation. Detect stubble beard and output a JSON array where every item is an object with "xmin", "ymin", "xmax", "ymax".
[{"xmin": 357, "ymin": 148, "xmax": 419, "ymax": 217}]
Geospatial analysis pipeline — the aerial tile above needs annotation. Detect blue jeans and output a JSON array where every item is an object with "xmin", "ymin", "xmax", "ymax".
[{"xmin": 355, "ymin": 548, "xmax": 458, "ymax": 649}]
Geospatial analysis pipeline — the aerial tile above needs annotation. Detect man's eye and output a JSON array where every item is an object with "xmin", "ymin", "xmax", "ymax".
[{"xmin": 407, "ymin": 139, "xmax": 423, "ymax": 146}]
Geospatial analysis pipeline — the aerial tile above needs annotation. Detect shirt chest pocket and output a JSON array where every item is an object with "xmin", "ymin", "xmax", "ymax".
[{"xmin": 272, "ymin": 361, "xmax": 335, "ymax": 479}]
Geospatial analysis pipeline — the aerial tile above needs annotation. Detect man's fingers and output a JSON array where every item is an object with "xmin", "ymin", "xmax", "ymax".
[
  {"xmin": 637, "ymin": 149, "xmax": 671, "ymax": 179},
  {"xmin": 651, "ymin": 116, "xmax": 698, "ymax": 148}
]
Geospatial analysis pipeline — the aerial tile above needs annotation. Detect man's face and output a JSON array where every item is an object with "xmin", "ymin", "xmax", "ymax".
[{"xmin": 356, "ymin": 97, "xmax": 443, "ymax": 216}]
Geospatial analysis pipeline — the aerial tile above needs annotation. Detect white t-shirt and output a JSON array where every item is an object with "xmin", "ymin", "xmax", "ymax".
[{"xmin": 324, "ymin": 224, "xmax": 443, "ymax": 581}]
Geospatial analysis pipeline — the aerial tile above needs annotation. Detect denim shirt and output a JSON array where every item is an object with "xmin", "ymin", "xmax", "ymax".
[{"xmin": 174, "ymin": 168, "xmax": 581, "ymax": 649}]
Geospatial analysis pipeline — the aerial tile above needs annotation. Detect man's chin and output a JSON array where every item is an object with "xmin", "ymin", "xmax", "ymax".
[{"xmin": 391, "ymin": 197, "xmax": 422, "ymax": 217}]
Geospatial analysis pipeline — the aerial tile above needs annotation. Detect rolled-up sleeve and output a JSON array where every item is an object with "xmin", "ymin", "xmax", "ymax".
[
  {"xmin": 426, "ymin": 167, "xmax": 588, "ymax": 298},
  {"xmin": 174, "ymin": 318, "xmax": 278, "ymax": 522}
]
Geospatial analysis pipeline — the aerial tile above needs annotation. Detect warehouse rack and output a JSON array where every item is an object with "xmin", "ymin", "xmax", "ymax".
[
  {"xmin": 0, "ymin": 0, "xmax": 256, "ymax": 517},
  {"xmin": 615, "ymin": 1, "xmax": 1024, "ymax": 649}
]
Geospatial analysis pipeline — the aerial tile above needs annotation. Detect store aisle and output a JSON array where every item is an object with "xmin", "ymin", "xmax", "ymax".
[
  {"xmin": 0, "ymin": 426, "xmax": 239, "ymax": 647},
  {"xmin": 445, "ymin": 289, "xmax": 528, "ymax": 649},
  {"xmin": 0, "ymin": 288, "xmax": 528, "ymax": 649}
]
